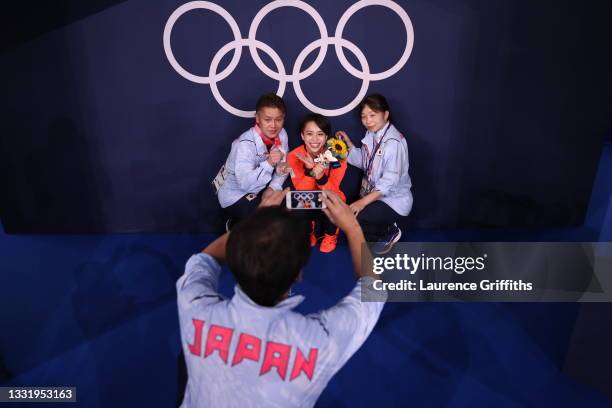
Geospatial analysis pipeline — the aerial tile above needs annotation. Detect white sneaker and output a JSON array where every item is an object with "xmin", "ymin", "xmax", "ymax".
[{"xmin": 372, "ymin": 223, "xmax": 402, "ymax": 255}]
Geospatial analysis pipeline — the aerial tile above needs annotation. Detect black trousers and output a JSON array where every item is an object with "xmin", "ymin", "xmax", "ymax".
[
  {"xmin": 223, "ymin": 193, "xmax": 262, "ymax": 222},
  {"xmin": 295, "ymin": 209, "xmax": 337, "ymax": 236},
  {"xmin": 357, "ymin": 200, "xmax": 403, "ymax": 241}
]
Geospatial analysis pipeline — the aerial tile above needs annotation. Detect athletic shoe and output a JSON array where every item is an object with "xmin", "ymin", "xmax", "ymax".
[
  {"xmin": 372, "ymin": 223, "xmax": 402, "ymax": 255},
  {"xmin": 320, "ymin": 233, "xmax": 338, "ymax": 253}
]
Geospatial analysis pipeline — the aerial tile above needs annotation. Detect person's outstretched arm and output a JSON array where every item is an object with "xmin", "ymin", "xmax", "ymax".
[
  {"xmin": 201, "ymin": 187, "xmax": 291, "ymax": 263},
  {"xmin": 335, "ymin": 131, "xmax": 363, "ymax": 170},
  {"xmin": 321, "ymin": 191, "xmax": 376, "ymax": 280}
]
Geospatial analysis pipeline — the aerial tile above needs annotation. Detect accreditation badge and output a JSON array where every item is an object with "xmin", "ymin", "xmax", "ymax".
[{"xmin": 360, "ymin": 177, "xmax": 374, "ymax": 196}]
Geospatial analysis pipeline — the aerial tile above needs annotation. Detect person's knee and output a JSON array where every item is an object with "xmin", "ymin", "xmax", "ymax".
[{"xmin": 356, "ymin": 207, "xmax": 372, "ymax": 224}]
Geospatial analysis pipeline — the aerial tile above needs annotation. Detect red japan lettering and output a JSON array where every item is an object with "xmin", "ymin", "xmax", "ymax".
[
  {"xmin": 189, "ymin": 322, "xmax": 317, "ymax": 382},
  {"xmin": 260, "ymin": 341, "xmax": 291, "ymax": 380},
  {"xmin": 290, "ymin": 348, "xmax": 318, "ymax": 381},
  {"xmin": 232, "ymin": 333, "xmax": 262, "ymax": 366},
  {"xmin": 187, "ymin": 318, "xmax": 205, "ymax": 356},
  {"xmin": 204, "ymin": 324, "xmax": 234, "ymax": 364}
]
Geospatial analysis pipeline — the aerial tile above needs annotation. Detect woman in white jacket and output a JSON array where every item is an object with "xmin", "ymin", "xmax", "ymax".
[{"xmin": 336, "ymin": 94, "xmax": 413, "ymax": 254}]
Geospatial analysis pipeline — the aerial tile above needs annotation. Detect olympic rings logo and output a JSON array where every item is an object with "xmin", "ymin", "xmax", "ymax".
[
  {"xmin": 295, "ymin": 192, "xmax": 316, "ymax": 201},
  {"xmin": 163, "ymin": 0, "xmax": 414, "ymax": 117}
]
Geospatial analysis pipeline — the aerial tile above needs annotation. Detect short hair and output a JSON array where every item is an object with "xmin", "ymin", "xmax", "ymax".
[
  {"xmin": 299, "ymin": 113, "xmax": 331, "ymax": 136},
  {"xmin": 358, "ymin": 93, "xmax": 392, "ymax": 122},
  {"xmin": 226, "ymin": 206, "xmax": 310, "ymax": 307},
  {"xmin": 255, "ymin": 93, "xmax": 286, "ymax": 115}
]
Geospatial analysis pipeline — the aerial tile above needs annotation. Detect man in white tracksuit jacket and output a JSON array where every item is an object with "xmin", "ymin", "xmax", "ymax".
[
  {"xmin": 217, "ymin": 94, "xmax": 289, "ymax": 221},
  {"xmin": 177, "ymin": 189, "xmax": 387, "ymax": 407}
]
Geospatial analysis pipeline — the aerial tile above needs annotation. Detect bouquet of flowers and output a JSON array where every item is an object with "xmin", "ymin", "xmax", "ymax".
[{"xmin": 313, "ymin": 137, "xmax": 348, "ymax": 169}]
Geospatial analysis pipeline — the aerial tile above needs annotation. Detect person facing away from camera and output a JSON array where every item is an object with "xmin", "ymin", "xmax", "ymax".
[
  {"xmin": 177, "ymin": 188, "xmax": 386, "ymax": 408},
  {"xmin": 217, "ymin": 93, "xmax": 290, "ymax": 228},
  {"xmin": 287, "ymin": 113, "xmax": 348, "ymax": 253},
  {"xmin": 336, "ymin": 93, "xmax": 413, "ymax": 255}
]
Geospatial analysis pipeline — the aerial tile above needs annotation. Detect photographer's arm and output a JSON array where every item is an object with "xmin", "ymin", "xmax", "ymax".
[
  {"xmin": 322, "ymin": 191, "xmax": 376, "ymax": 280},
  {"xmin": 200, "ymin": 187, "xmax": 290, "ymax": 263},
  {"xmin": 202, "ymin": 233, "xmax": 229, "ymax": 263}
]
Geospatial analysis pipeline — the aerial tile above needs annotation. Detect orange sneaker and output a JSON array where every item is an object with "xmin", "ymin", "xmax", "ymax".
[{"xmin": 320, "ymin": 233, "xmax": 338, "ymax": 253}]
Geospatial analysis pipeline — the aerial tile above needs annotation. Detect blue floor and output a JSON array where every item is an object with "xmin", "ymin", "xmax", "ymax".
[{"xmin": 1, "ymin": 144, "xmax": 611, "ymax": 407}]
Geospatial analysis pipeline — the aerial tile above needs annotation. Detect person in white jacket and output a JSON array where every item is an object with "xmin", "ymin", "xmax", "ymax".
[
  {"xmin": 336, "ymin": 94, "xmax": 413, "ymax": 254},
  {"xmin": 177, "ymin": 189, "xmax": 386, "ymax": 408},
  {"xmin": 217, "ymin": 94, "xmax": 290, "ymax": 225}
]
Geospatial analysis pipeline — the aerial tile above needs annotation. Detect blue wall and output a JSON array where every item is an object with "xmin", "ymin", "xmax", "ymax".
[{"xmin": 1, "ymin": 0, "xmax": 611, "ymax": 232}]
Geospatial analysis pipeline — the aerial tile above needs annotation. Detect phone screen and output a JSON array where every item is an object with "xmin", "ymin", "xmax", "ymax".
[{"xmin": 286, "ymin": 191, "xmax": 326, "ymax": 209}]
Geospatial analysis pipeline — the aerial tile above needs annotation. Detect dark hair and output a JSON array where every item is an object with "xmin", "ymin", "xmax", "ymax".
[
  {"xmin": 255, "ymin": 93, "xmax": 286, "ymax": 115},
  {"xmin": 226, "ymin": 206, "xmax": 310, "ymax": 307},
  {"xmin": 299, "ymin": 113, "xmax": 331, "ymax": 136},
  {"xmin": 358, "ymin": 93, "xmax": 392, "ymax": 122}
]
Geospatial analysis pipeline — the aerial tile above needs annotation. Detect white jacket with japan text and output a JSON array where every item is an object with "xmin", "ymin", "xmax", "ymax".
[{"xmin": 177, "ymin": 254, "xmax": 386, "ymax": 408}]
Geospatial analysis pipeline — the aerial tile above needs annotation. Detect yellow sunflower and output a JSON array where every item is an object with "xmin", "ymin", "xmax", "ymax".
[{"xmin": 326, "ymin": 137, "xmax": 348, "ymax": 160}]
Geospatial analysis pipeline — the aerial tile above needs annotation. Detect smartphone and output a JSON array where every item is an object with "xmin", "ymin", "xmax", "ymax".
[{"xmin": 286, "ymin": 190, "xmax": 326, "ymax": 210}]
